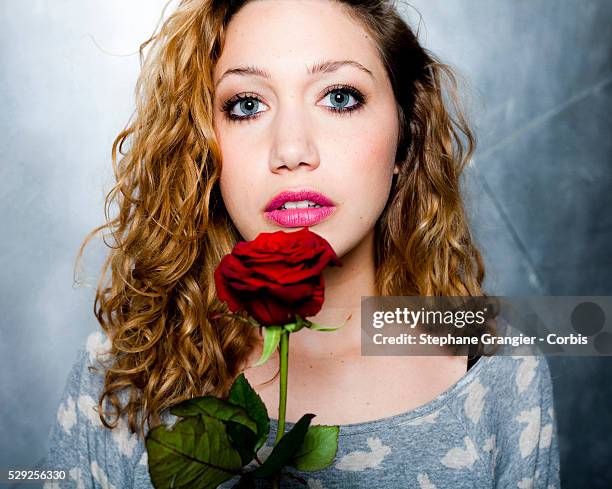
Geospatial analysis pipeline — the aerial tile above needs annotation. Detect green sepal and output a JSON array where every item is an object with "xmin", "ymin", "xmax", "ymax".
[
  {"xmin": 145, "ymin": 415, "xmax": 242, "ymax": 489},
  {"xmin": 282, "ymin": 322, "xmax": 303, "ymax": 333},
  {"xmin": 252, "ymin": 326, "xmax": 282, "ymax": 367},
  {"xmin": 304, "ymin": 321, "xmax": 343, "ymax": 332},
  {"xmin": 251, "ymin": 413, "xmax": 315, "ymax": 478},
  {"xmin": 289, "ymin": 425, "xmax": 340, "ymax": 472},
  {"xmin": 282, "ymin": 315, "xmax": 306, "ymax": 333},
  {"xmin": 305, "ymin": 312, "xmax": 352, "ymax": 332}
]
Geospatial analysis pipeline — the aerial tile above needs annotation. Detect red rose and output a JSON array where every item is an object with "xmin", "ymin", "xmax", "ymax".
[{"xmin": 213, "ymin": 227, "xmax": 342, "ymax": 326}]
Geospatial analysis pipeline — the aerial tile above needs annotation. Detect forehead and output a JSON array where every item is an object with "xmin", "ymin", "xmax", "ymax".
[{"xmin": 214, "ymin": 0, "xmax": 384, "ymax": 82}]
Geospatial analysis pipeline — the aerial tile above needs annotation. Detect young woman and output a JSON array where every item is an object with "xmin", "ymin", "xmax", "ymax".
[{"xmin": 43, "ymin": 1, "xmax": 561, "ymax": 487}]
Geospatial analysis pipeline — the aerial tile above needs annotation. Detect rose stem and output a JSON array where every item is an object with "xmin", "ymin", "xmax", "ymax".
[{"xmin": 272, "ymin": 329, "xmax": 290, "ymax": 489}]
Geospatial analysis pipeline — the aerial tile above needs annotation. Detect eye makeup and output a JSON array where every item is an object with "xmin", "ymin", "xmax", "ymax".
[{"xmin": 220, "ymin": 83, "xmax": 368, "ymax": 123}]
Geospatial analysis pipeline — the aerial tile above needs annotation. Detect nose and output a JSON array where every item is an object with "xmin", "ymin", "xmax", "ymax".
[{"xmin": 269, "ymin": 105, "xmax": 320, "ymax": 173}]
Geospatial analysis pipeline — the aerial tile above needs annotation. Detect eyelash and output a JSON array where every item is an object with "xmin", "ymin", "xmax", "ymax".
[{"xmin": 220, "ymin": 84, "xmax": 367, "ymax": 123}]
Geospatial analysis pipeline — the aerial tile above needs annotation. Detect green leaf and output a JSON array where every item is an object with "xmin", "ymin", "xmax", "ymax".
[
  {"xmin": 252, "ymin": 326, "xmax": 282, "ymax": 367},
  {"xmin": 228, "ymin": 374, "xmax": 270, "ymax": 453},
  {"xmin": 146, "ymin": 415, "xmax": 242, "ymax": 489},
  {"xmin": 251, "ymin": 414, "xmax": 316, "ymax": 478},
  {"xmin": 170, "ymin": 397, "xmax": 257, "ymax": 433},
  {"xmin": 226, "ymin": 421, "xmax": 259, "ymax": 466},
  {"xmin": 289, "ymin": 425, "xmax": 339, "ymax": 472}
]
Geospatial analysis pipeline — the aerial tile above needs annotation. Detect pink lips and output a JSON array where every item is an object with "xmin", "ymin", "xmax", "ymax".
[{"xmin": 264, "ymin": 189, "xmax": 336, "ymax": 227}]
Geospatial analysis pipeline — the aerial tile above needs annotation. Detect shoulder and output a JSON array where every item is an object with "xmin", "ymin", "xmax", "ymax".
[
  {"xmin": 43, "ymin": 331, "xmax": 147, "ymax": 488},
  {"xmin": 56, "ymin": 331, "xmax": 121, "ymax": 431},
  {"xmin": 479, "ymin": 351, "xmax": 555, "ymax": 403},
  {"xmin": 450, "ymin": 352, "xmax": 556, "ymax": 432},
  {"xmin": 446, "ymin": 352, "xmax": 560, "ymax": 486}
]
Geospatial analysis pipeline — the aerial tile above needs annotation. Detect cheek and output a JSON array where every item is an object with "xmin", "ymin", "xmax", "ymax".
[
  {"xmin": 344, "ymin": 133, "xmax": 396, "ymax": 222},
  {"xmin": 347, "ymin": 105, "xmax": 398, "ymax": 176},
  {"xmin": 220, "ymin": 172, "xmax": 254, "ymax": 215},
  {"xmin": 219, "ymin": 160, "xmax": 237, "ymax": 206},
  {"xmin": 217, "ymin": 134, "xmax": 248, "ymax": 206},
  {"xmin": 219, "ymin": 173, "xmax": 253, "ymax": 241},
  {"xmin": 219, "ymin": 160, "xmax": 247, "ymax": 220},
  {"xmin": 351, "ymin": 133, "xmax": 396, "ymax": 184},
  {"xmin": 216, "ymin": 124, "xmax": 264, "ymax": 204},
  {"xmin": 218, "ymin": 157, "xmax": 263, "ymax": 241},
  {"xmin": 367, "ymin": 117, "xmax": 399, "ymax": 165}
]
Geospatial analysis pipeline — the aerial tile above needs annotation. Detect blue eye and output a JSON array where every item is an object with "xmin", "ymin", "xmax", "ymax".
[
  {"xmin": 321, "ymin": 86, "xmax": 363, "ymax": 111},
  {"xmin": 223, "ymin": 94, "xmax": 269, "ymax": 120},
  {"xmin": 221, "ymin": 84, "xmax": 366, "ymax": 122}
]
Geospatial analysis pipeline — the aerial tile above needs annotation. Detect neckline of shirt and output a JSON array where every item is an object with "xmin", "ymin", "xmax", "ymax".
[{"xmin": 268, "ymin": 353, "xmax": 491, "ymax": 437}]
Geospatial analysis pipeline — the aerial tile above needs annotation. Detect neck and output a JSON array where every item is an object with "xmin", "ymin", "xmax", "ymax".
[{"xmin": 289, "ymin": 229, "xmax": 378, "ymax": 359}]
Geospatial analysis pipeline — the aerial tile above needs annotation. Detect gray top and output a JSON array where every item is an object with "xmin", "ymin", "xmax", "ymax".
[{"xmin": 43, "ymin": 331, "xmax": 561, "ymax": 488}]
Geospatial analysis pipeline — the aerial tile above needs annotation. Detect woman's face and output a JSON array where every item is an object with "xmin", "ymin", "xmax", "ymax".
[{"xmin": 213, "ymin": 0, "xmax": 399, "ymax": 259}]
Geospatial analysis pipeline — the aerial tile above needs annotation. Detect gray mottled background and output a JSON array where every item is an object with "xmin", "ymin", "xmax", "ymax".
[{"xmin": 1, "ymin": 1, "xmax": 610, "ymax": 487}]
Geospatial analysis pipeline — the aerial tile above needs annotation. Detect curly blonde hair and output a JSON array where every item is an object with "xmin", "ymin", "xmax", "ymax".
[{"xmin": 75, "ymin": 0, "xmax": 490, "ymax": 440}]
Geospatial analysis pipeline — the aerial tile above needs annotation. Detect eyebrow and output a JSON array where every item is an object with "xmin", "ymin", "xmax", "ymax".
[{"xmin": 215, "ymin": 59, "xmax": 374, "ymax": 88}]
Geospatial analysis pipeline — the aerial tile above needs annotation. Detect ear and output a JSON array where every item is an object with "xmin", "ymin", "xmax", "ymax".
[{"xmin": 393, "ymin": 164, "xmax": 400, "ymax": 175}]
